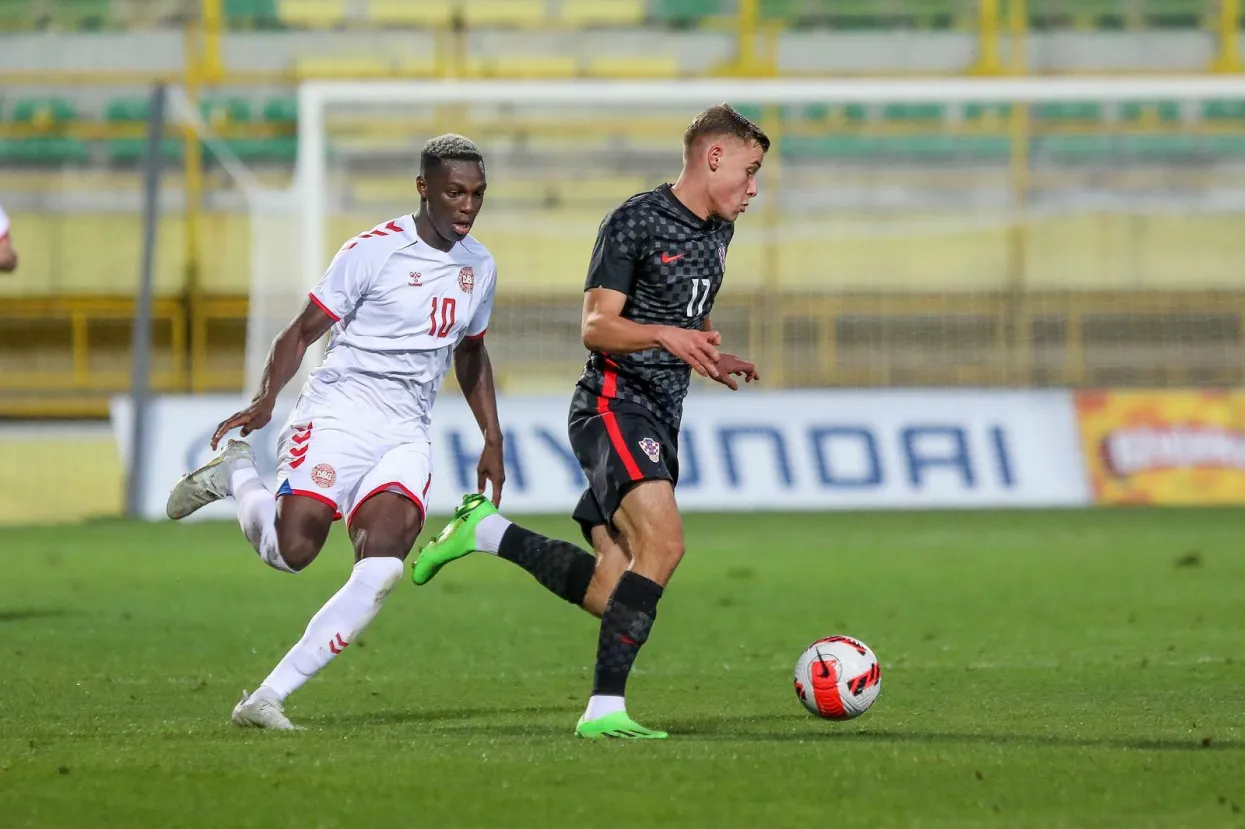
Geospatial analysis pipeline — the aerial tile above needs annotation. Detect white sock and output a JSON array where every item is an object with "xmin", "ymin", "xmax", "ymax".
[
  {"xmin": 259, "ymin": 557, "xmax": 404, "ymax": 702},
  {"xmin": 475, "ymin": 513, "xmax": 512, "ymax": 554},
  {"xmin": 232, "ymin": 469, "xmax": 295, "ymax": 574},
  {"xmin": 583, "ymin": 694, "xmax": 627, "ymax": 720}
]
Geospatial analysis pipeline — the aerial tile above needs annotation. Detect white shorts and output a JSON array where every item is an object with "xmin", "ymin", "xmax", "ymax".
[{"xmin": 273, "ymin": 416, "xmax": 432, "ymax": 526}]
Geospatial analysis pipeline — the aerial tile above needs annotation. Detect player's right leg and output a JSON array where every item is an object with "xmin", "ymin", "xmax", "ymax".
[{"xmin": 166, "ymin": 423, "xmax": 337, "ymax": 573}]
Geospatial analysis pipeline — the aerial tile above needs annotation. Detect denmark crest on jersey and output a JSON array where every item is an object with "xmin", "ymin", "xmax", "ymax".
[
  {"xmin": 638, "ymin": 437, "xmax": 661, "ymax": 463},
  {"xmin": 458, "ymin": 266, "xmax": 475, "ymax": 294}
]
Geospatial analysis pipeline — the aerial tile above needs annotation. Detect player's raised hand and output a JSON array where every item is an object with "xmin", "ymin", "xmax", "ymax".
[
  {"xmin": 713, "ymin": 353, "xmax": 760, "ymax": 391},
  {"xmin": 477, "ymin": 438, "xmax": 506, "ymax": 507},
  {"xmin": 657, "ymin": 327, "xmax": 721, "ymax": 379},
  {"xmin": 210, "ymin": 399, "xmax": 274, "ymax": 450}
]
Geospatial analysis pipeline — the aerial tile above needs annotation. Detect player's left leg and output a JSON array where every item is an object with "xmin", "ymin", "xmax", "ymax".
[
  {"xmin": 412, "ymin": 490, "xmax": 624, "ymax": 615},
  {"xmin": 231, "ymin": 442, "xmax": 425, "ymax": 730}
]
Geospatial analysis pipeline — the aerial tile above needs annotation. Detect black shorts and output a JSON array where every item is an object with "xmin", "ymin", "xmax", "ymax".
[{"xmin": 567, "ymin": 385, "xmax": 679, "ymax": 543}]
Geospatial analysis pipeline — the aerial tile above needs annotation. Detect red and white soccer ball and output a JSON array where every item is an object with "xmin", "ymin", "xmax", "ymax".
[{"xmin": 793, "ymin": 635, "xmax": 881, "ymax": 721}]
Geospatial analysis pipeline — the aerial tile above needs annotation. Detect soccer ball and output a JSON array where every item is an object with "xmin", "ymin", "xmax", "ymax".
[{"xmin": 793, "ymin": 635, "xmax": 881, "ymax": 720}]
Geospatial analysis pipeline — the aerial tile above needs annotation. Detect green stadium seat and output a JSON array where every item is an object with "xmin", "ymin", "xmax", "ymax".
[
  {"xmin": 0, "ymin": 137, "xmax": 90, "ymax": 165},
  {"xmin": 1117, "ymin": 134, "xmax": 1196, "ymax": 158},
  {"xmin": 651, "ymin": 0, "xmax": 724, "ymax": 25},
  {"xmin": 1033, "ymin": 102, "xmax": 1103, "ymax": 122},
  {"xmin": 1120, "ymin": 100, "xmax": 1181, "ymax": 123},
  {"xmin": 882, "ymin": 103, "xmax": 945, "ymax": 122},
  {"xmin": 226, "ymin": 0, "xmax": 280, "ymax": 27},
  {"xmin": 965, "ymin": 102, "xmax": 1012, "ymax": 122},
  {"xmin": 105, "ymin": 96, "xmax": 151, "ymax": 123},
  {"xmin": 1199, "ymin": 134, "xmax": 1245, "ymax": 157},
  {"xmin": 103, "ymin": 97, "xmax": 182, "ymax": 164},
  {"xmin": 225, "ymin": 137, "xmax": 298, "ymax": 162},
  {"xmin": 263, "ymin": 97, "xmax": 298, "ymax": 123},
  {"xmin": 200, "ymin": 98, "xmax": 253, "ymax": 130},
  {"xmin": 1202, "ymin": 100, "xmax": 1245, "ymax": 121},
  {"xmin": 1032, "ymin": 134, "xmax": 1111, "ymax": 160},
  {"xmin": 11, "ymin": 98, "xmax": 77, "ymax": 127}
]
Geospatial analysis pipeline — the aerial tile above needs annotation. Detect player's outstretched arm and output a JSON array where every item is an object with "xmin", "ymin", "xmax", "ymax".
[
  {"xmin": 582, "ymin": 288, "xmax": 721, "ymax": 378},
  {"xmin": 210, "ymin": 299, "xmax": 335, "ymax": 449},
  {"xmin": 454, "ymin": 336, "xmax": 505, "ymax": 506}
]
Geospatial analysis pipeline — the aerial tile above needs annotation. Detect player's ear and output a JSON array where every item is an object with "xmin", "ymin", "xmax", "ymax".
[
  {"xmin": 706, "ymin": 142, "xmax": 723, "ymax": 173},
  {"xmin": 415, "ymin": 175, "xmax": 428, "ymax": 200}
]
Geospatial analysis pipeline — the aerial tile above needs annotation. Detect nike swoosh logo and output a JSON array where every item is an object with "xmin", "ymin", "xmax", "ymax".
[{"xmin": 660, "ymin": 252, "xmax": 685, "ymax": 264}]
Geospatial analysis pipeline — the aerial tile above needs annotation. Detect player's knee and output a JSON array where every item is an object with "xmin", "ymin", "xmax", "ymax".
[{"xmin": 278, "ymin": 532, "xmax": 322, "ymax": 571}]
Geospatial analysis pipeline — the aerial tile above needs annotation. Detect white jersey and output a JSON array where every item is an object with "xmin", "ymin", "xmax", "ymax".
[
  {"xmin": 298, "ymin": 214, "xmax": 496, "ymax": 439},
  {"xmin": 0, "ymin": 201, "xmax": 10, "ymax": 240}
]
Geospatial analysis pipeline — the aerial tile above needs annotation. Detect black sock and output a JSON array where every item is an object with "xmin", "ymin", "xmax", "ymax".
[
  {"xmin": 497, "ymin": 524, "xmax": 596, "ymax": 607},
  {"xmin": 592, "ymin": 571, "xmax": 664, "ymax": 698}
]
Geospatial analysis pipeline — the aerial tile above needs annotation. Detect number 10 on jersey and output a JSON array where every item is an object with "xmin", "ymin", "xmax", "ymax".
[{"xmin": 430, "ymin": 296, "xmax": 456, "ymax": 337}]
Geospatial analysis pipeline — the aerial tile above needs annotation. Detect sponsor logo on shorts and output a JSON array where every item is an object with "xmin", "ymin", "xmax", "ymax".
[
  {"xmin": 638, "ymin": 437, "xmax": 661, "ymax": 463},
  {"xmin": 458, "ymin": 266, "xmax": 474, "ymax": 294},
  {"xmin": 311, "ymin": 463, "xmax": 336, "ymax": 489}
]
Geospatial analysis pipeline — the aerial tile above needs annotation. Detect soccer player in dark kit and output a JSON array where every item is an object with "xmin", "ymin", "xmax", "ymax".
[{"xmin": 413, "ymin": 104, "xmax": 769, "ymax": 739}]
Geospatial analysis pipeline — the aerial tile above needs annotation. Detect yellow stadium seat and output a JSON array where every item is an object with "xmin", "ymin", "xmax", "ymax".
[
  {"xmin": 560, "ymin": 0, "xmax": 646, "ymax": 27},
  {"xmin": 367, "ymin": 0, "xmax": 454, "ymax": 27},
  {"xmin": 459, "ymin": 0, "xmax": 547, "ymax": 28},
  {"xmin": 468, "ymin": 55, "xmax": 579, "ymax": 79},
  {"xmin": 586, "ymin": 55, "xmax": 680, "ymax": 79},
  {"xmin": 277, "ymin": 0, "xmax": 347, "ymax": 29},
  {"xmin": 296, "ymin": 56, "xmax": 393, "ymax": 78}
]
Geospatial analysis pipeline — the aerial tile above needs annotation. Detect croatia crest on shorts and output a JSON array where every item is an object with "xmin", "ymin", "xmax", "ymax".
[
  {"xmin": 717, "ymin": 244, "xmax": 727, "ymax": 271},
  {"xmin": 638, "ymin": 437, "xmax": 661, "ymax": 463},
  {"xmin": 458, "ymin": 266, "xmax": 474, "ymax": 294}
]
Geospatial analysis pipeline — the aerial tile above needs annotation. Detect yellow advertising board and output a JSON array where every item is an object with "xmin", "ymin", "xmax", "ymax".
[{"xmin": 1075, "ymin": 390, "xmax": 1245, "ymax": 505}]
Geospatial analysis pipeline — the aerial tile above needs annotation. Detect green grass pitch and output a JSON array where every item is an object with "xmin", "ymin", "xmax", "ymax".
[{"xmin": 2, "ymin": 508, "xmax": 1244, "ymax": 828}]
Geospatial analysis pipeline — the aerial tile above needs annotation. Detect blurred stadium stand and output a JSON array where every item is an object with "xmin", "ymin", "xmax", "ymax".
[{"xmin": 1, "ymin": 0, "xmax": 1245, "ymax": 425}]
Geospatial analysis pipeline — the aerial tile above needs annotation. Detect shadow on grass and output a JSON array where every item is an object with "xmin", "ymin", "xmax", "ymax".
[
  {"xmin": 670, "ymin": 715, "xmax": 1243, "ymax": 751},
  {"xmin": 0, "ymin": 608, "xmax": 71, "ymax": 623},
  {"xmin": 304, "ymin": 704, "xmax": 575, "ymax": 729}
]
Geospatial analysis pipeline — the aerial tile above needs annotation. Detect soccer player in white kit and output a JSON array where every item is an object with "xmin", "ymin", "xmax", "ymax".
[
  {"xmin": 0, "ymin": 200, "xmax": 18, "ymax": 272},
  {"xmin": 165, "ymin": 135, "xmax": 505, "ymax": 730}
]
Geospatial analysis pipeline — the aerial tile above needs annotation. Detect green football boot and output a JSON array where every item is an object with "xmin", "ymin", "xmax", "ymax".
[
  {"xmin": 411, "ymin": 493, "xmax": 497, "ymax": 585},
  {"xmin": 575, "ymin": 711, "xmax": 669, "ymax": 740}
]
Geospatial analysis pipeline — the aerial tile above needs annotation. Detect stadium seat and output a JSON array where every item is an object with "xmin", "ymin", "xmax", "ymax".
[
  {"xmin": 651, "ymin": 0, "xmax": 724, "ymax": 26},
  {"xmin": 225, "ymin": 0, "xmax": 280, "ymax": 28},
  {"xmin": 200, "ymin": 98, "xmax": 252, "ymax": 130},
  {"xmin": 0, "ymin": 137, "xmax": 90, "ymax": 165},
  {"xmin": 367, "ymin": 0, "xmax": 453, "ymax": 27},
  {"xmin": 882, "ymin": 103, "xmax": 946, "ymax": 122},
  {"xmin": 1202, "ymin": 100, "xmax": 1245, "ymax": 121},
  {"xmin": 1031, "ymin": 134, "xmax": 1111, "ymax": 161},
  {"xmin": 586, "ymin": 55, "xmax": 680, "ymax": 78},
  {"xmin": 277, "ymin": 0, "xmax": 346, "ymax": 29},
  {"xmin": 103, "ymin": 96, "xmax": 182, "ymax": 164},
  {"xmin": 263, "ymin": 97, "xmax": 298, "ymax": 124},
  {"xmin": 468, "ymin": 56, "xmax": 578, "ymax": 79},
  {"xmin": 225, "ymin": 137, "xmax": 298, "ymax": 163},
  {"xmin": 11, "ymin": 98, "xmax": 76, "ymax": 128},
  {"xmin": 1120, "ymin": 100, "xmax": 1181, "ymax": 123},
  {"xmin": 459, "ymin": 0, "xmax": 548, "ymax": 29},
  {"xmin": 560, "ymin": 0, "xmax": 647, "ymax": 27},
  {"xmin": 1032, "ymin": 102, "xmax": 1103, "ymax": 122},
  {"xmin": 964, "ymin": 102, "xmax": 1012, "ymax": 123}
]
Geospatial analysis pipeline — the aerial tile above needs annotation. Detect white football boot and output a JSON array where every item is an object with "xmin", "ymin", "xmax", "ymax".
[
  {"xmin": 165, "ymin": 439, "xmax": 255, "ymax": 520},
  {"xmin": 231, "ymin": 687, "xmax": 300, "ymax": 731}
]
